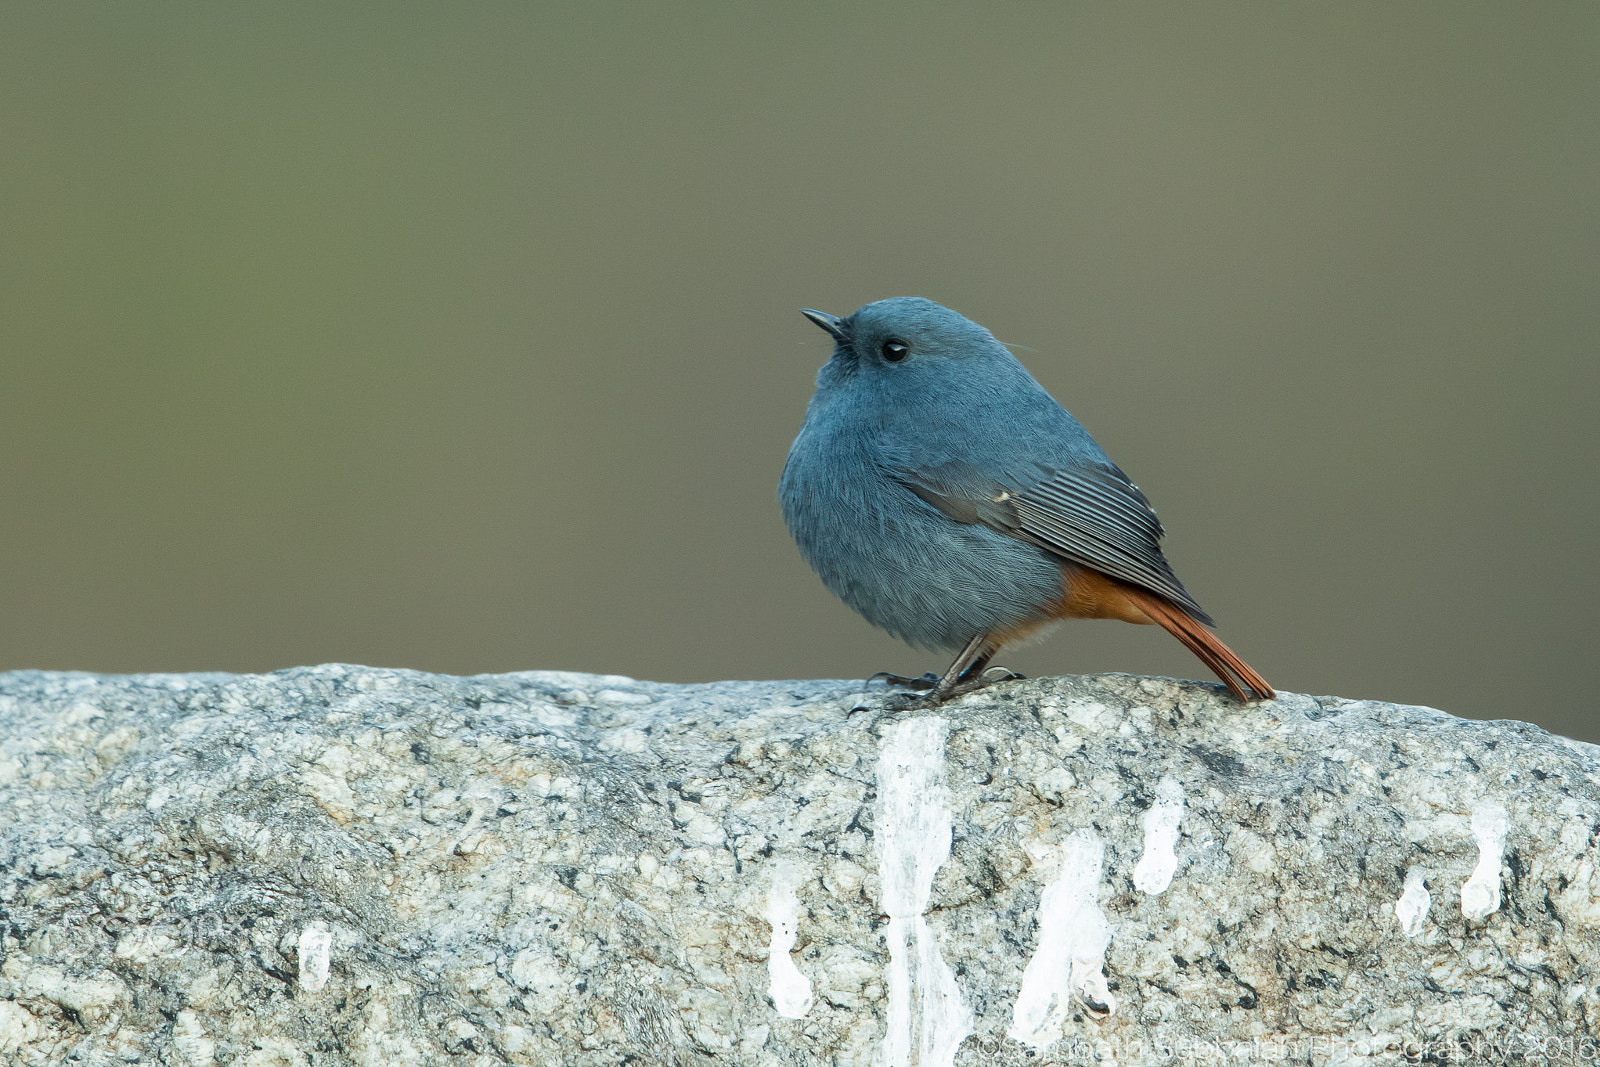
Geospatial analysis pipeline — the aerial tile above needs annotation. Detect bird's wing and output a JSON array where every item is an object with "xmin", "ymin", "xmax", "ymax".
[{"xmin": 893, "ymin": 459, "xmax": 1214, "ymax": 624}]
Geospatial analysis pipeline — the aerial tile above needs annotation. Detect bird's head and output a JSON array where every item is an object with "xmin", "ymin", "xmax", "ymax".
[{"xmin": 801, "ymin": 297, "xmax": 1007, "ymax": 380}]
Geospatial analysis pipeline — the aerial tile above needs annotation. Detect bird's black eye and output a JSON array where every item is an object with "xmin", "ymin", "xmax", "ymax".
[{"xmin": 881, "ymin": 339, "xmax": 909, "ymax": 362}]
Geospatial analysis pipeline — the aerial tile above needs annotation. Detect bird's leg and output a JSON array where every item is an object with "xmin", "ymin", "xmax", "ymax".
[
  {"xmin": 952, "ymin": 649, "xmax": 1026, "ymax": 686},
  {"xmin": 921, "ymin": 634, "xmax": 1003, "ymax": 704},
  {"xmin": 953, "ymin": 648, "xmax": 993, "ymax": 680},
  {"xmin": 934, "ymin": 664, "xmax": 1029, "ymax": 703}
]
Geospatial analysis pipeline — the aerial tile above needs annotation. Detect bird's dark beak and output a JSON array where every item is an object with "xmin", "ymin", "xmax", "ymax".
[{"xmin": 800, "ymin": 308, "xmax": 850, "ymax": 342}]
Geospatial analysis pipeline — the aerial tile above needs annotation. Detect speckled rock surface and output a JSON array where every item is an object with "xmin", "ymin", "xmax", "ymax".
[{"xmin": 2, "ymin": 665, "xmax": 1598, "ymax": 1065}]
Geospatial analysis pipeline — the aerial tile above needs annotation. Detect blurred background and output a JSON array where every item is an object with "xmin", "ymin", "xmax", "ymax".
[{"xmin": 2, "ymin": 5, "xmax": 1596, "ymax": 739}]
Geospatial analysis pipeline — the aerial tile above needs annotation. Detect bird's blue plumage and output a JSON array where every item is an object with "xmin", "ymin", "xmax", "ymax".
[{"xmin": 780, "ymin": 297, "xmax": 1210, "ymax": 653}]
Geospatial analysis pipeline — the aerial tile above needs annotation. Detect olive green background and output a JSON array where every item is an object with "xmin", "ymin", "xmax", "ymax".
[{"xmin": 3, "ymin": 5, "xmax": 1596, "ymax": 739}]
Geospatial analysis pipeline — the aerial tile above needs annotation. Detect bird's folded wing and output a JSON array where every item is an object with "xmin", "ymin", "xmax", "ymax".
[{"xmin": 893, "ymin": 459, "xmax": 1213, "ymax": 624}]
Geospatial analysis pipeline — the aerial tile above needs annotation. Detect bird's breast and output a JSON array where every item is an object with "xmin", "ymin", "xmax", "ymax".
[{"xmin": 780, "ymin": 417, "xmax": 1064, "ymax": 651}]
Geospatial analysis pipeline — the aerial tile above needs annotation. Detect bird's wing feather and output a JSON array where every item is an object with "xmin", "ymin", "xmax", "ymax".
[{"xmin": 893, "ymin": 459, "xmax": 1213, "ymax": 624}]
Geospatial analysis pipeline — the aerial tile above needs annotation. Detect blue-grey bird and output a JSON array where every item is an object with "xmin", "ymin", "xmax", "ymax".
[{"xmin": 780, "ymin": 296, "xmax": 1273, "ymax": 704}]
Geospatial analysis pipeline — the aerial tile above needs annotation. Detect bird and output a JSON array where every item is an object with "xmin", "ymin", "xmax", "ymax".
[{"xmin": 779, "ymin": 296, "xmax": 1274, "ymax": 706}]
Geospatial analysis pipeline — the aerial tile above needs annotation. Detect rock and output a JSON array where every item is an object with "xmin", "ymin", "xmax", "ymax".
[{"xmin": 1, "ymin": 665, "xmax": 1598, "ymax": 1065}]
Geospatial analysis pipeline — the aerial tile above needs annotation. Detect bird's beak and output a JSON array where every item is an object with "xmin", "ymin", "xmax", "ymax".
[{"xmin": 800, "ymin": 308, "xmax": 850, "ymax": 342}]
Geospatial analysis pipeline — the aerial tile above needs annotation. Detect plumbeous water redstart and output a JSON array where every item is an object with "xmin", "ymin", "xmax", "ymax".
[{"xmin": 779, "ymin": 296, "xmax": 1274, "ymax": 705}]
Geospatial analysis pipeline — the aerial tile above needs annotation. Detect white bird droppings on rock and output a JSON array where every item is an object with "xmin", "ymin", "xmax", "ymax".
[
  {"xmin": 765, "ymin": 860, "xmax": 813, "ymax": 1019},
  {"xmin": 1461, "ymin": 800, "xmax": 1509, "ymax": 919},
  {"xmin": 297, "ymin": 926, "xmax": 332, "ymax": 993},
  {"xmin": 876, "ymin": 716, "xmax": 971, "ymax": 1067},
  {"xmin": 1009, "ymin": 830, "xmax": 1116, "ymax": 1048},
  {"xmin": 1132, "ymin": 775, "xmax": 1185, "ymax": 894},
  {"xmin": 1395, "ymin": 867, "xmax": 1431, "ymax": 937}
]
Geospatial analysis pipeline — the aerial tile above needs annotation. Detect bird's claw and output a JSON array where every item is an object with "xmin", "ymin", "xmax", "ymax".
[{"xmin": 865, "ymin": 670, "xmax": 942, "ymax": 691}]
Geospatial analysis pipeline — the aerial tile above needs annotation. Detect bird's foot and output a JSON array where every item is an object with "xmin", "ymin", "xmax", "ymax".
[
  {"xmin": 865, "ymin": 670, "xmax": 942, "ymax": 691},
  {"xmin": 877, "ymin": 666, "xmax": 1027, "ymax": 711},
  {"xmin": 940, "ymin": 664, "xmax": 1026, "ymax": 699},
  {"xmin": 877, "ymin": 691, "xmax": 925, "ymax": 712}
]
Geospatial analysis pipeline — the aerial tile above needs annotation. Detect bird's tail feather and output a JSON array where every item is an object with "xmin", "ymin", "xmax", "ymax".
[{"xmin": 1120, "ymin": 587, "xmax": 1276, "ymax": 702}]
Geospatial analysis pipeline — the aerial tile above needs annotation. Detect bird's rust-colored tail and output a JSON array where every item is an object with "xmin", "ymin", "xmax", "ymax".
[{"xmin": 1118, "ymin": 586, "xmax": 1276, "ymax": 703}]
